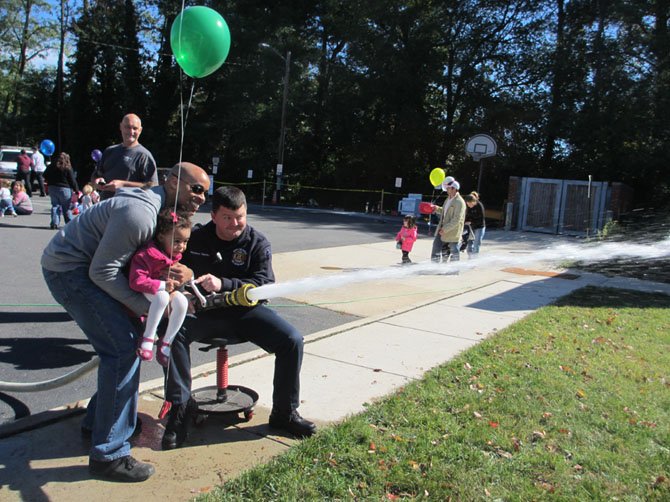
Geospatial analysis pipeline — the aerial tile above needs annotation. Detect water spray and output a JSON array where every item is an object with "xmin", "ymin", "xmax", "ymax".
[{"xmin": 246, "ymin": 236, "xmax": 670, "ymax": 302}]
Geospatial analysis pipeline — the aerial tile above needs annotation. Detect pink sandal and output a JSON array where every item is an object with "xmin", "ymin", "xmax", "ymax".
[
  {"xmin": 156, "ymin": 341, "xmax": 171, "ymax": 368},
  {"xmin": 137, "ymin": 337, "xmax": 155, "ymax": 361}
]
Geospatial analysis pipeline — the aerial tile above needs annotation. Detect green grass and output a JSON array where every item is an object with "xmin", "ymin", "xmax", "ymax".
[{"xmin": 200, "ymin": 287, "xmax": 670, "ymax": 501}]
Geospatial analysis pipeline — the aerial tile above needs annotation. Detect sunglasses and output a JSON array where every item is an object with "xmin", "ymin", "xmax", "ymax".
[{"xmin": 172, "ymin": 174, "xmax": 206, "ymax": 195}]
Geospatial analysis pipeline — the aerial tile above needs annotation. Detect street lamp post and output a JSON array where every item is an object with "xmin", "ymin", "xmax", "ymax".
[{"xmin": 260, "ymin": 43, "xmax": 291, "ymax": 204}]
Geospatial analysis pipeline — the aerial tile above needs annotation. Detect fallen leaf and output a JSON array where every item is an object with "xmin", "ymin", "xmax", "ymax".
[
  {"xmin": 538, "ymin": 482, "xmax": 555, "ymax": 493},
  {"xmin": 473, "ymin": 411, "xmax": 483, "ymax": 419},
  {"xmin": 495, "ymin": 448, "xmax": 512, "ymax": 459},
  {"xmin": 488, "ymin": 421, "xmax": 499, "ymax": 428},
  {"xmin": 576, "ymin": 389, "xmax": 586, "ymax": 399},
  {"xmin": 464, "ymin": 362, "xmax": 473, "ymax": 370}
]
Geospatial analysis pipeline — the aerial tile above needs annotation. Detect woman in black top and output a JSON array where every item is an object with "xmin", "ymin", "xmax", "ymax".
[
  {"xmin": 463, "ymin": 192, "xmax": 486, "ymax": 257},
  {"xmin": 44, "ymin": 152, "xmax": 79, "ymax": 229}
]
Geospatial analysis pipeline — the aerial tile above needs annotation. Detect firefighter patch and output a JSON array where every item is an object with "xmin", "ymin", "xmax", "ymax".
[{"xmin": 231, "ymin": 248, "xmax": 247, "ymax": 266}]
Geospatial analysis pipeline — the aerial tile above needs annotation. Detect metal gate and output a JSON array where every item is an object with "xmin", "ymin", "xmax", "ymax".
[{"xmin": 518, "ymin": 178, "xmax": 608, "ymax": 235}]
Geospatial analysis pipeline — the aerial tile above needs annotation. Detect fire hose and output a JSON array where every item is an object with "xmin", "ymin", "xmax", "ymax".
[{"xmin": 0, "ymin": 284, "xmax": 257, "ymax": 393}]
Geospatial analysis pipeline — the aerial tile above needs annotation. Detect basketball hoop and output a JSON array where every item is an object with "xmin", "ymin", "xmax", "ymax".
[
  {"xmin": 465, "ymin": 134, "xmax": 497, "ymax": 193},
  {"xmin": 465, "ymin": 134, "xmax": 497, "ymax": 161}
]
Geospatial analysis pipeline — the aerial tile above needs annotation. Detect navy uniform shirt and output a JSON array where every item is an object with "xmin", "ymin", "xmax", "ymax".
[{"xmin": 183, "ymin": 221, "xmax": 274, "ymax": 292}]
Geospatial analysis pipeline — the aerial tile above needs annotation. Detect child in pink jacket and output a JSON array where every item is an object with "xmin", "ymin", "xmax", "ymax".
[
  {"xmin": 129, "ymin": 209, "xmax": 191, "ymax": 366},
  {"xmin": 395, "ymin": 215, "xmax": 418, "ymax": 264}
]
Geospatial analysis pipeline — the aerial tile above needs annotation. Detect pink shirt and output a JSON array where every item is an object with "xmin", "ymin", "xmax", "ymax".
[
  {"xmin": 396, "ymin": 226, "xmax": 418, "ymax": 252},
  {"xmin": 12, "ymin": 190, "xmax": 32, "ymax": 213},
  {"xmin": 129, "ymin": 241, "xmax": 182, "ymax": 295}
]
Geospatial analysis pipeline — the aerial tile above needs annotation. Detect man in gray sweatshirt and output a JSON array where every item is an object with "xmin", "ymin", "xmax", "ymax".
[{"xmin": 41, "ymin": 162, "xmax": 209, "ymax": 482}]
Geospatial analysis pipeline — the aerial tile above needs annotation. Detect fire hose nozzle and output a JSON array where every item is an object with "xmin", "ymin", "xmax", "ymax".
[{"xmin": 196, "ymin": 283, "xmax": 258, "ymax": 311}]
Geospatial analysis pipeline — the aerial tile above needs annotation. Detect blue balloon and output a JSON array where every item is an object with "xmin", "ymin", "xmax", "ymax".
[{"xmin": 40, "ymin": 139, "xmax": 55, "ymax": 156}]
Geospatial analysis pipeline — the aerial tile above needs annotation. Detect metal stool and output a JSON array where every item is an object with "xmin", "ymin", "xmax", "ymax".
[{"xmin": 191, "ymin": 337, "xmax": 259, "ymax": 422}]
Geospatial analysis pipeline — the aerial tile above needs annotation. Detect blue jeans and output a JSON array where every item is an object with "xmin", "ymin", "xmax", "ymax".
[
  {"xmin": 48, "ymin": 185, "xmax": 72, "ymax": 227},
  {"xmin": 467, "ymin": 227, "xmax": 486, "ymax": 256},
  {"xmin": 42, "ymin": 267, "xmax": 141, "ymax": 461},
  {"xmin": 0, "ymin": 198, "xmax": 15, "ymax": 215},
  {"xmin": 431, "ymin": 234, "xmax": 460, "ymax": 262},
  {"xmin": 164, "ymin": 305, "xmax": 304, "ymax": 414}
]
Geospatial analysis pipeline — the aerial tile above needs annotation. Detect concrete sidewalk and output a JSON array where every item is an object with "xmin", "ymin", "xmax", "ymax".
[{"xmin": 2, "ymin": 232, "xmax": 669, "ymax": 501}]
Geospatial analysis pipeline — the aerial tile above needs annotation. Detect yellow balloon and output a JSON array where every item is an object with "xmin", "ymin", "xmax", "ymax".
[{"xmin": 429, "ymin": 168, "xmax": 445, "ymax": 187}]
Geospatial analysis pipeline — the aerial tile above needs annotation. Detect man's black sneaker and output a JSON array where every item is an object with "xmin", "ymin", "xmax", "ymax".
[
  {"xmin": 268, "ymin": 410, "xmax": 317, "ymax": 438},
  {"xmin": 161, "ymin": 398, "xmax": 197, "ymax": 450},
  {"xmin": 81, "ymin": 418, "xmax": 143, "ymax": 440},
  {"xmin": 89, "ymin": 455, "xmax": 155, "ymax": 482}
]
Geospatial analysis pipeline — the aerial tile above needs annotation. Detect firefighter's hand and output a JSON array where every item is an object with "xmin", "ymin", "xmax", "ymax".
[{"xmin": 194, "ymin": 274, "xmax": 222, "ymax": 293}]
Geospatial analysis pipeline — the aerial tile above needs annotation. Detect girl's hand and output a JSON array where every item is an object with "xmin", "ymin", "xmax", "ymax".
[
  {"xmin": 167, "ymin": 263, "xmax": 194, "ymax": 285},
  {"xmin": 165, "ymin": 279, "xmax": 179, "ymax": 293}
]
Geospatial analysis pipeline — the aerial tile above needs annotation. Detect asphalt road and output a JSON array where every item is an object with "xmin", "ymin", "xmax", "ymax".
[{"xmin": 0, "ymin": 197, "xmax": 404, "ymax": 427}]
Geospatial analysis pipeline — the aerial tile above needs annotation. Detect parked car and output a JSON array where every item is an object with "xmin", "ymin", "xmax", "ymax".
[{"xmin": 0, "ymin": 145, "xmax": 33, "ymax": 179}]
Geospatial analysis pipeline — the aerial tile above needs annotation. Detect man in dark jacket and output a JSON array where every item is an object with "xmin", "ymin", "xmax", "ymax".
[
  {"xmin": 161, "ymin": 186, "xmax": 316, "ymax": 450},
  {"xmin": 16, "ymin": 149, "xmax": 33, "ymax": 197}
]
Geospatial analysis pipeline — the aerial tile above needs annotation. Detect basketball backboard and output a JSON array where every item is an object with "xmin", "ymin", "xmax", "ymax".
[{"xmin": 465, "ymin": 134, "xmax": 497, "ymax": 161}]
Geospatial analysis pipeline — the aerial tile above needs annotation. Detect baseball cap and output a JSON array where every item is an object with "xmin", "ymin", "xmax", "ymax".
[{"xmin": 441, "ymin": 176, "xmax": 455, "ymax": 191}]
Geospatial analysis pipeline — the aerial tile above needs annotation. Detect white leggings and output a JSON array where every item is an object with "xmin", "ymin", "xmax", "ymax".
[{"xmin": 141, "ymin": 290, "xmax": 188, "ymax": 347}]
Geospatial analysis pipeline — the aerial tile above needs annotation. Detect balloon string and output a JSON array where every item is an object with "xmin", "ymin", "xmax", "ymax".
[{"xmin": 164, "ymin": 0, "xmax": 189, "ymax": 398}]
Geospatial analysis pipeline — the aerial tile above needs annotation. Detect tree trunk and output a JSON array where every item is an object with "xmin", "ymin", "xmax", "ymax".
[
  {"xmin": 11, "ymin": 0, "xmax": 34, "ymax": 117},
  {"xmin": 541, "ymin": 0, "xmax": 565, "ymax": 171}
]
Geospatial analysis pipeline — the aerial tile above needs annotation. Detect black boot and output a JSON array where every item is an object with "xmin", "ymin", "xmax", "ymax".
[
  {"xmin": 269, "ymin": 409, "xmax": 317, "ymax": 438},
  {"xmin": 161, "ymin": 398, "xmax": 197, "ymax": 450}
]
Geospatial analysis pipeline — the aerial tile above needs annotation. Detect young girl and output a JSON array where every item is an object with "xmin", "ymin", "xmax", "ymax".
[
  {"xmin": 129, "ymin": 209, "xmax": 191, "ymax": 366},
  {"xmin": 80, "ymin": 184, "xmax": 94, "ymax": 212},
  {"xmin": 395, "ymin": 215, "xmax": 418, "ymax": 264},
  {"xmin": 0, "ymin": 179, "xmax": 18, "ymax": 217},
  {"xmin": 11, "ymin": 180, "xmax": 33, "ymax": 215}
]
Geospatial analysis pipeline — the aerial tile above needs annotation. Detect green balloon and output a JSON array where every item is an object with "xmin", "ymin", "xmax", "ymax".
[{"xmin": 170, "ymin": 6, "xmax": 231, "ymax": 78}]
